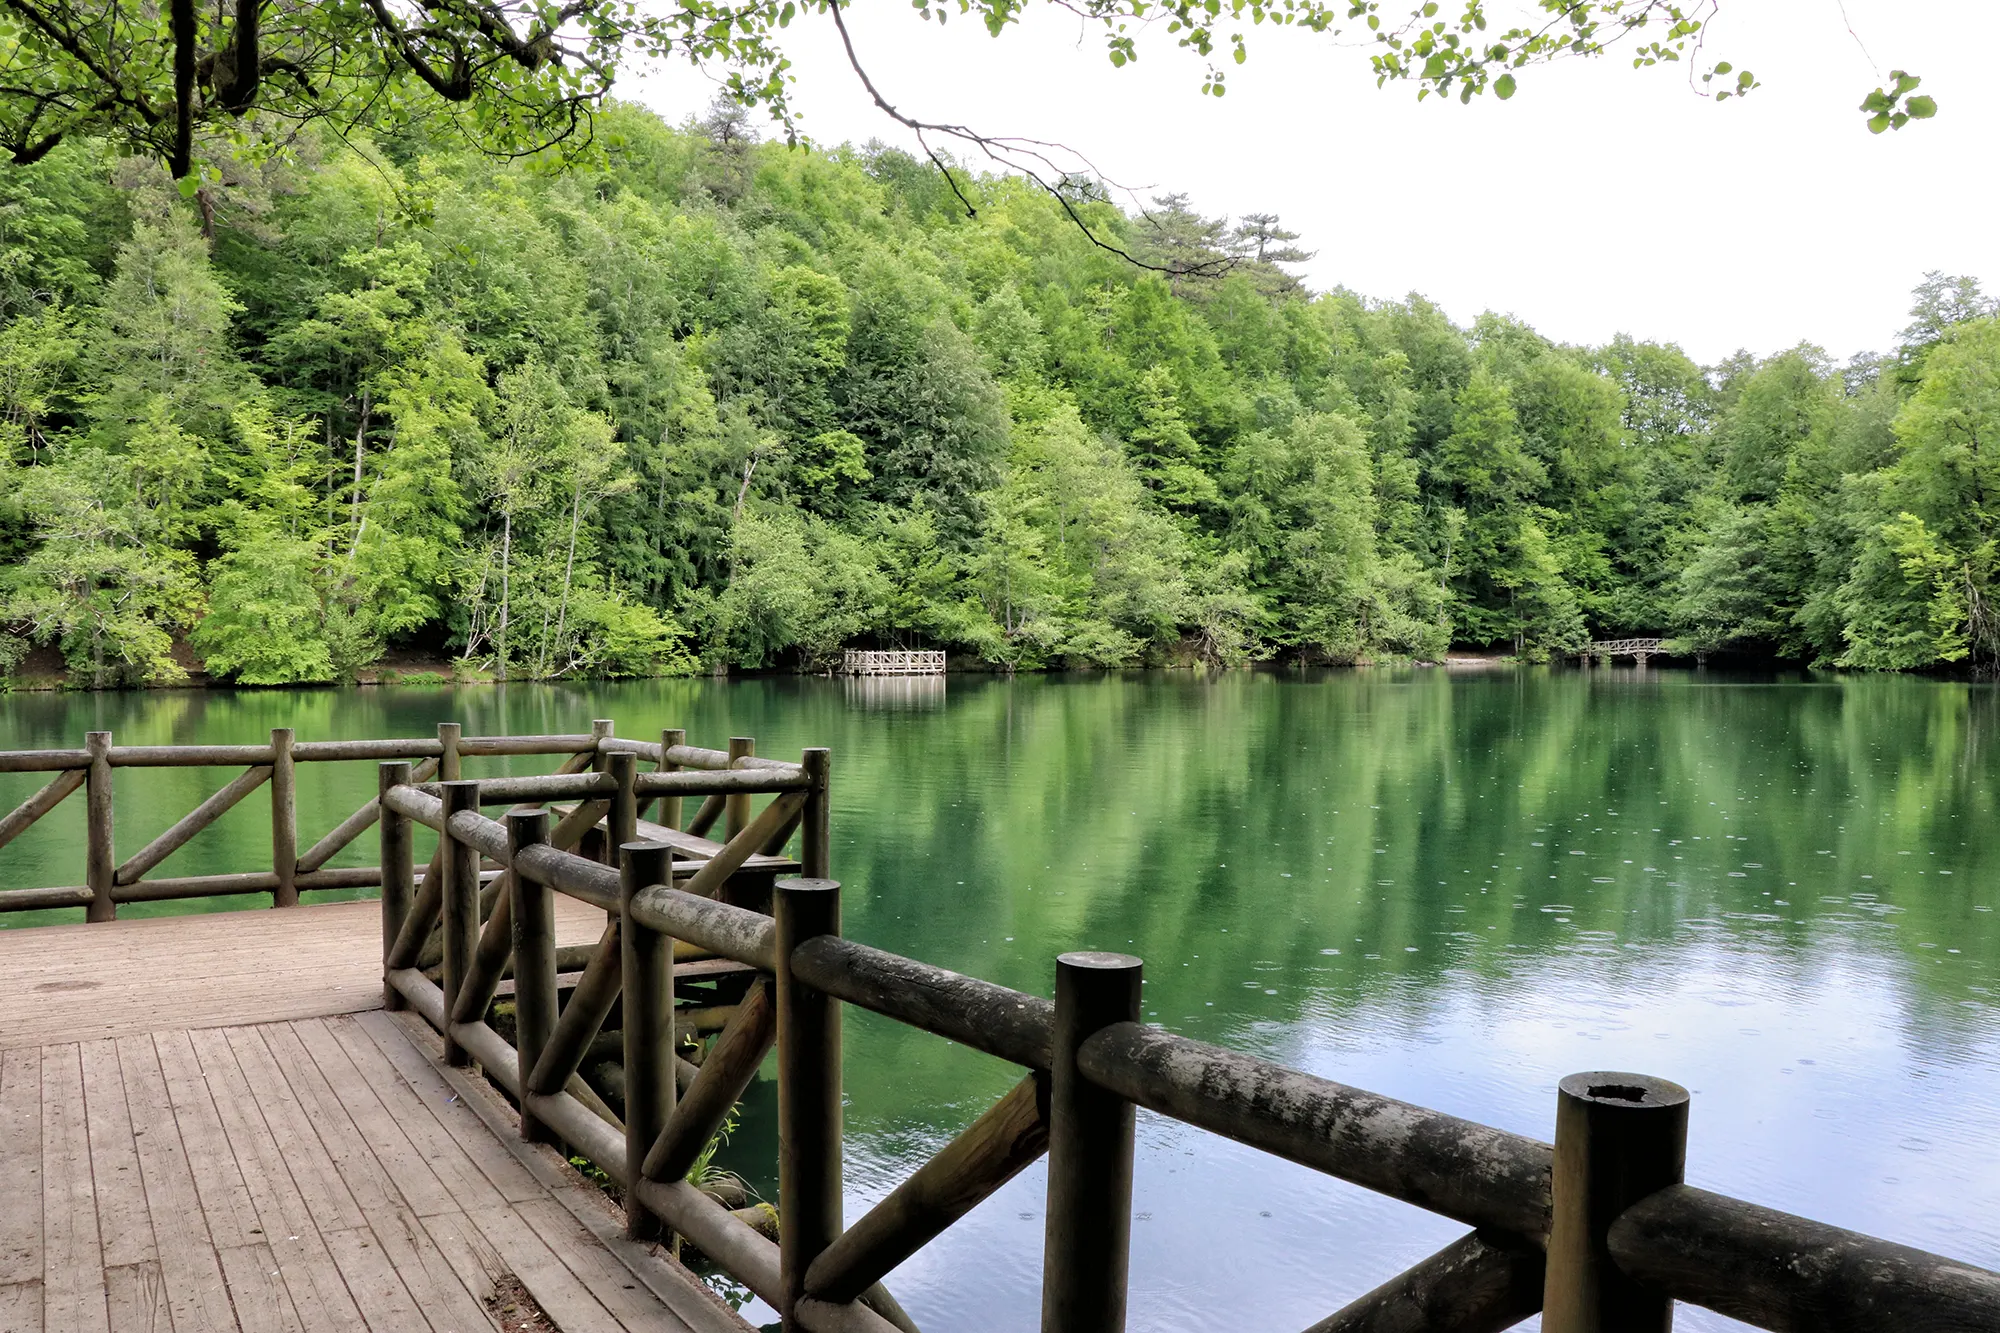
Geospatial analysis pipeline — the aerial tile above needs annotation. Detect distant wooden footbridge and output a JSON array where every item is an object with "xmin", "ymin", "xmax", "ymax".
[
  {"xmin": 0, "ymin": 720, "xmax": 1994, "ymax": 1331},
  {"xmin": 1575, "ymin": 637, "xmax": 1696, "ymax": 667}
]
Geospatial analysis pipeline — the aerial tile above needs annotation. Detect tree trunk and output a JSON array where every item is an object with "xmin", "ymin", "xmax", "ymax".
[
  {"xmin": 554, "ymin": 473, "xmax": 582, "ymax": 671},
  {"xmin": 498, "ymin": 510, "xmax": 512, "ymax": 682},
  {"xmin": 350, "ymin": 389, "xmax": 372, "ymax": 537}
]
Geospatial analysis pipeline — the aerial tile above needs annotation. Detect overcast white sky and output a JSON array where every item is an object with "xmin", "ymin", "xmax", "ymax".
[{"xmin": 628, "ymin": 2, "xmax": 1997, "ymax": 366}]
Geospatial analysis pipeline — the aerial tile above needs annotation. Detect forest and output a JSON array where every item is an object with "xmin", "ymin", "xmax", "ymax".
[{"xmin": 0, "ymin": 100, "xmax": 1996, "ymax": 686}]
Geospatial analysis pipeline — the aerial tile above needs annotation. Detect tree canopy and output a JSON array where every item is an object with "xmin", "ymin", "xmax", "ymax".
[{"xmin": 0, "ymin": 108, "xmax": 1993, "ymax": 687}]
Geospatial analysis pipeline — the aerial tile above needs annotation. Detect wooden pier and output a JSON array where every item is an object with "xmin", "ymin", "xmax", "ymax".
[
  {"xmin": 3, "ymin": 722, "xmax": 1999, "ymax": 1333},
  {"xmin": 0, "ymin": 899, "xmax": 744, "ymax": 1333},
  {"xmin": 839, "ymin": 651, "xmax": 944, "ymax": 676}
]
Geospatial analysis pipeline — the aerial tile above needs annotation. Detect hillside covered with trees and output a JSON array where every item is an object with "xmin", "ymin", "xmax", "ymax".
[{"xmin": 1, "ymin": 102, "xmax": 1996, "ymax": 686}]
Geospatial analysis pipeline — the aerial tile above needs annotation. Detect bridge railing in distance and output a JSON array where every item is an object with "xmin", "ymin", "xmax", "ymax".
[
  {"xmin": 376, "ymin": 746, "xmax": 2000, "ymax": 1333},
  {"xmin": 0, "ymin": 720, "xmax": 649, "ymax": 921},
  {"xmin": 841, "ymin": 650, "xmax": 946, "ymax": 676}
]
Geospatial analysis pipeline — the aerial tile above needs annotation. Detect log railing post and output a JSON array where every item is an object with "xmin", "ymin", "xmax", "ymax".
[
  {"xmin": 511, "ymin": 808, "xmax": 557, "ymax": 1143},
  {"xmin": 1542, "ymin": 1072, "xmax": 1689, "ymax": 1333},
  {"xmin": 379, "ymin": 761, "xmax": 414, "ymax": 1010},
  {"xmin": 725, "ymin": 736, "xmax": 753, "ymax": 841},
  {"xmin": 590, "ymin": 719, "xmax": 614, "ymax": 863},
  {"xmin": 437, "ymin": 721, "xmax": 462, "ymax": 782},
  {"xmin": 85, "ymin": 730, "xmax": 114, "ymax": 923},
  {"xmin": 656, "ymin": 728, "xmax": 685, "ymax": 829},
  {"xmin": 608, "ymin": 751, "xmax": 638, "ymax": 867},
  {"xmin": 439, "ymin": 780, "xmax": 482, "ymax": 1066},
  {"xmin": 270, "ymin": 727, "xmax": 297, "ymax": 907},
  {"xmin": 1041, "ymin": 951, "xmax": 1142, "ymax": 1333},
  {"xmin": 622, "ymin": 840, "xmax": 675, "ymax": 1239},
  {"xmin": 801, "ymin": 747, "xmax": 830, "ymax": 879},
  {"xmin": 775, "ymin": 876, "xmax": 841, "ymax": 1331}
]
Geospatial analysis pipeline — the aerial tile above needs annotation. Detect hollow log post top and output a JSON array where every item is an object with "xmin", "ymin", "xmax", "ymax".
[{"xmin": 2, "ymin": 721, "xmax": 1999, "ymax": 1333}]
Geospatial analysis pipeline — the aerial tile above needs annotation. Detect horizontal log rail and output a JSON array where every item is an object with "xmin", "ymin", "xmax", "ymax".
[
  {"xmin": 0, "ymin": 722, "xmax": 674, "ymax": 921},
  {"xmin": 369, "ymin": 729, "xmax": 2000, "ymax": 1333}
]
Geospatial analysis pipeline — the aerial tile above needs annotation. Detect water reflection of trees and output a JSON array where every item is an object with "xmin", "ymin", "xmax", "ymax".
[{"xmin": 4, "ymin": 669, "xmax": 1996, "ymax": 1128}]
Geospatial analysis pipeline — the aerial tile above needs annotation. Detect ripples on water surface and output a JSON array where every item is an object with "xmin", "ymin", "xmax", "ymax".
[{"xmin": 4, "ymin": 669, "xmax": 1997, "ymax": 1330}]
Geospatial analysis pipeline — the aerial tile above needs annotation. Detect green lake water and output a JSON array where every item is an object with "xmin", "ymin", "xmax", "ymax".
[{"xmin": 4, "ymin": 669, "xmax": 1997, "ymax": 1330}]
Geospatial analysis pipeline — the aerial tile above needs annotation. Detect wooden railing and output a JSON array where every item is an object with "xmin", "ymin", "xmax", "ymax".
[
  {"xmin": 374, "ymin": 737, "xmax": 2000, "ymax": 1333},
  {"xmin": 842, "ymin": 650, "xmax": 946, "ymax": 676},
  {"xmin": 0, "ymin": 722, "xmax": 619, "ymax": 919}
]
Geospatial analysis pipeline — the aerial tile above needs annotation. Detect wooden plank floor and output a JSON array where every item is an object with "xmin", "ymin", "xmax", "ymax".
[
  {"xmin": 0, "ymin": 899, "xmax": 613, "ymax": 1051},
  {"xmin": 0, "ymin": 1009, "xmax": 750, "ymax": 1333}
]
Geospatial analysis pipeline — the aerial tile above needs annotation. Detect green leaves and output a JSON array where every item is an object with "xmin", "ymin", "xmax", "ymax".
[
  {"xmin": 1493, "ymin": 72, "xmax": 1515, "ymax": 100},
  {"xmin": 1861, "ymin": 71, "xmax": 1936, "ymax": 133}
]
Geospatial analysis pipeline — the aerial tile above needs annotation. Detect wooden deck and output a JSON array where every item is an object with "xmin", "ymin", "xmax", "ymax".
[
  {"xmin": 0, "ymin": 899, "xmax": 612, "ymax": 1051},
  {"xmin": 0, "ymin": 906, "xmax": 752, "ymax": 1333}
]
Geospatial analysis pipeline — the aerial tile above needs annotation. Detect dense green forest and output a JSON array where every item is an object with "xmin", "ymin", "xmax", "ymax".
[{"xmin": 0, "ymin": 101, "xmax": 1996, "ymax": 686}]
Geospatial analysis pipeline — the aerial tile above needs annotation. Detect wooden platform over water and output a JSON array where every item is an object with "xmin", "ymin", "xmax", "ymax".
[
  {"xmin": 0, "ymin": 907, "xmax": 750, "ymax": 1333},
  {"xmin": 0, "ymin": 898, "xmax": 613, "ymax": 1051}
]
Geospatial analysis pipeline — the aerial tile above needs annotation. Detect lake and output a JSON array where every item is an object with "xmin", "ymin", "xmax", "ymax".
[{"xmin": 4, "ymin": 669, "xmax": 1997, "ymax": 1331}]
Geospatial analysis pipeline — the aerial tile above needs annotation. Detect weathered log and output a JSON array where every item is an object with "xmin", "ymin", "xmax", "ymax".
[
  {"xmin": 548, "ymin": 798, "xmax": 612, "ymax": 855},
  {"xmin": 525, "ymin": 1085, "xmax": 627, "ymax": 1177},
  {"xmin": 528, "ymin": 921, "xmax": 622, "ymax": 1095},
  {"xmin": 513, "ymin": 840, "xmax": 620, "ymax": 911},
  {"xmin": 85, "ymin": 730, "xmax": 114, "ymax": 922},
  {"xmin": 634, "ymin": 1176, "xmax": 782, "ymax": 1307},
  {"xmin": 447, "ymin": 806, "xmax": 510, "ymax": 862},
  {"xmin": 271, "ymin": 727, "xmax": 298, "ymax": 907},
  {"xmin": 628, "ymin": 885, "xmax": 777, "ymax": 971},
  {"xmin": 511, "ymin": 809, "xmax": 557, "ymax": 1142},
  {"xmin": 1607, "ymin": 1184, "xmax": 2000, "ymax": 1332},
  {"xmin": 456, "ymin": 733, "xmax": 599, "ymax": 756},
  {"xmin": 440, "ymin": 782, "xmax": 483, "ymax": 1067},
  {"xmin": 383, "ymin": 783, "xmax": 446, "ymax": 831},
  {"xmin": 790, "ymin": 936, "xmax": 1053, "ymax": 1071},
  {"xmin": 685, "ymin": 792, "xmax": 725, "ymax": 838},
  {"xmin": 437, "ymin": 722, "xmax": 462, "ymax": 782},
  {"xmin": 607, "ymin": 752, "xmax": 638, "ymax": 872},
  {"xmin": 0, "ymin": 749, "xmax": 90, "ymax": 772},
  {"xmin": 113, "ymin": 764, "xmax": 272, "ymax": 886},
  {"xmin": 0, "ymin": 767, "xmax": 85, "ymax": 854},
  {"xmin": 410, "ymin": 772, "xmax": 617, "ymax": 804},
  {"xmin": 386, "ymin": 966, "xmax": 448, "ymax": 1029},
  {"xmin": 644, "ymin": 979, "xmax": 775, "ymax": 1183},
  {"xmin": 680, "ymin": 790, "xmax": 807, "ymax": 901},
  {"xmin": 449, "ymin": 881, "xmax": 515, "ymax": 1024},
  {"xmin": 379, "ymin": 761, "xmax": 415, "ymax": 1010},
  {"xmin": 386, "ymin": 843, "xmax": 446, "ymax": 970},
  {"xmin": 108, "ymin": 744, "xmax": 273, "ymax": 767},
  {"xmin": 290, "ymin": 738, "xmax": 446, "ymax": 761},
  {"xmin": 653, "ymin": 727, "xmax": 685, "ymax": 828},
  {"xmin": 390, "ymin": 965, "xmax": 618, "ymax": 1131},
  {"xmin": 806, "ymin": 1071, "xmax": 1048, "ymax": 1304},
  {"xmin": 1301, "ymin": 1230, "xmax": 1544, "ymax": 1333},
  {"xmin": 801, "ymin": 748, "xmax": 830, "ymax": 878},
  {"xmin": 632, "ymin": 769, "xmax": 813, "ymax": 795},
  {"xmin": 0, "ymin": 885, "xmax": 94, "ymax": 912},
  {"xmin": 110, "ymin": 866, "xmax": 382, "ymax": 902},
  {"xmin": 1076, "ymin": 1023, "xmax": 1553, "ymax": 1240},
  {"xmin": 1042, "ymin": 953, "xmax": 1141, "ymax": 1333},
  {"xmin": 1543, "ymin": 1072, "xmax": 1687, "ymax": 1333},
  {"xmin": 777, "ymin": 877, "xmax": 843, "ymax": 1328},
  {"xmin": 724, "ymin": 738, "xmax": 754, "ymax": 840},
  {"xmin": 300, "ymin": 755, "xmax": 440, "ymax": 873},
  {"xmin": 621, "ymin": 842, "xmax": 676, "ymax": 1238}
]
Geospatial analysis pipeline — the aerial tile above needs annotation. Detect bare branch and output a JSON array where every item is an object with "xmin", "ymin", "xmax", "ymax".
[{"xmin": 826, "ymin": 0, "xmax": 1230, "ymax": 279}]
